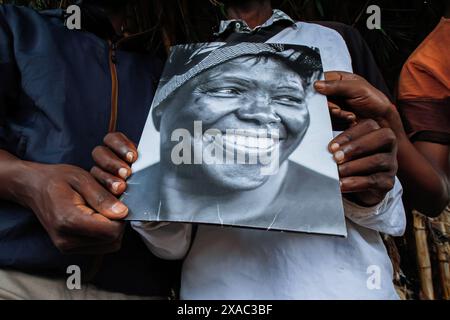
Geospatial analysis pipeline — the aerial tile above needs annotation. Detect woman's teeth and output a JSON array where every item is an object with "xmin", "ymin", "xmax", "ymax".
[
  {"xmin": 223, "ymin": 134, "xmax": 276, "ymax": 150},
  {"xmin": 203, "ymin": 132, "xmax": 280, "ymax": 155}
]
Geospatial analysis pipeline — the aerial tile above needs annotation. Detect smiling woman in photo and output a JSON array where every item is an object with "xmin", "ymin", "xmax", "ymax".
[{"xmin": 121, "ymin": 42, "xmax": 346, "ymax": 235}]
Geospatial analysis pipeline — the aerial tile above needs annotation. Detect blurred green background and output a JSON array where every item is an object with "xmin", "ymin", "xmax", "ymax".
[{"xmin": 0, "ymin": 0, "xmax": 446, "ymax": 93}]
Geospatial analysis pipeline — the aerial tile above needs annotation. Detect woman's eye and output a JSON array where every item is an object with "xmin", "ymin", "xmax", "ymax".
[
  {"xmin": 273, "ymin": 96, "xmax": 304, "ymax": 104},
  {"xmin": 207, "ymin": 87, "xmax": 241, "ymax": 96}
]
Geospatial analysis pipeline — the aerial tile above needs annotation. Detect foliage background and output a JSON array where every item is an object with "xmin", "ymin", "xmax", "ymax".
[{"xmin": 0, "ymin": 0, "xmax": 446, "ymax": 93}]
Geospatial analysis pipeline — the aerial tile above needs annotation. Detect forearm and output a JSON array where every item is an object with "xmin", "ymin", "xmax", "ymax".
[
  {"xmin": 384, "ymin": 108, "xmax": 449, "ymax": 216},
  {"xmin": 0, "ymin": 149, "xmax": 35, "ymax": 206},
  {"xmin": 396, "ymin": 136, "xmax": 449, "ymax": 216}
]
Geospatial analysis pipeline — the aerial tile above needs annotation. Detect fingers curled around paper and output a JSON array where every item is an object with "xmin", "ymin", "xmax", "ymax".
[
  {"xmin": 332, "ymin": 127, "xmax": 396, "ymax": 165},
  {"xmin": 103, "ymin": 132, "xmax": 138, "ymax": 164},
  {"xmin": 92, "ymin": 145, "xmax": 132, "ymax": 180},
  {"xmin": 329, "ymin": 119, "xmax": 381, "ymax": 154},
  {"xmin": 90, "ymin": 166, "xmax": 127, "ymax": 196},
  {"xmin": 328, "ymin": 101, "xmax": 357, "ymax": 124},
  {"xmin": 340, "ymin": 173, "xmax": 396, "ymax": 194}
]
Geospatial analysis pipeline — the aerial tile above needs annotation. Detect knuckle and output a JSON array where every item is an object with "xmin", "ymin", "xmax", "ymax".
[
  {"xmin": 361, "ymin": 85, "xmax": 373, "ymax": 97},
  {"xmin": 385, "ymin": 177, "xmax": 395, "ymax": 191},
  {"xmin": 74, "ymin": 171, "xmax": 93, "ymax": 188},
  {"xmin": 57, "ymin": 164, "xmax": 78, "ymax": 174},
  {"xmin": 103, "ymin": 132, "xmax": 117, "ymax": 145},
  {"xmin": 381, "ymin": 128, "xmax": 396, "ymax": 146},
  {"xmin": 96, "ymin": 152, "xmax": 121, "ymax": 173},
  {"xmin": 56, "ymin": 163, "xmax": 72, "ymax": 170},
  {"xmin": 372, "ymin": 173, "xmax": 395, "ymax": 192},
  {"xmin": 90, "ymin": 166, "xmax": 108, "ymax": 183},
  {"xmin": 363, "ymin": 119, "xmax": 380, "ymax": 130},
  {"xmin": 379, "ymin": 174, "xmax": 395, "ymax": 192},
  {"xmin": 116, "ymin": 132, "xmax": 127, "ymax": 142},
  {"xmin": 54, "ymin": 213, "xmax": 76, "ymax": 234},
  {"xmin": 344, "ymin": 141, "xmax": 358, "ymax": 156},
  {"xmin": 94, "ymin": 189, "xmax": 112, "ymax": 208},
  {"xmin": 371, "ymin": 154, "xmax": 383, "ymax": 168},
  {"xmin": 381, "ymin": 159, "xmax": 393, "ymax": 172},
  {"xmin": 349, "ymin": 73, "xmax": 361, "ymax": 81},
  {"xmin": 54, "ymin": 214, "xmax": 68, "ymax": 232},
  {"xmin": 104, "ymin": 132, "xmax": 127, "ymax": 148},
  {"xmin": 90, "ymin": 166, "xmax": 100, "ymax": 177},
  {"xmin": 374, "ymin": 154, "xmax": 391, "ymax": 171},
  {"xmin": 339, "ymin": 132, "xmax": 353, "ymax": 144},
  {"xmin": 53, "ymin": 237, "xmax": 70, "ymax": 253},
  {"xmin": 92, "ymin": 145, "xmax": 105, "ymax": 159},
  {"xmin": 105, "ymin": 157, "xmax": 120, "ymax": 171},
  {"xmin": 391, "ymin": 157, "xmax": 399, "ymax": 173},
  {"xmin": 44, "ymin": 179, "xmax": 61, "ymax": 195},
  {"xmin": 338, "ymin": 163, "xmax": 348, "ymax": 176},
  {"xmin": 368, "ymin": 174, "xmax": 379, "ymax": 188}
]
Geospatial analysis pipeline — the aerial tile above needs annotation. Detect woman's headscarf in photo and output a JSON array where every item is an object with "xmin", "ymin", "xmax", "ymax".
[{"xmin": 152, "ymin": 42, "xmax": 323, "ymax": 116}]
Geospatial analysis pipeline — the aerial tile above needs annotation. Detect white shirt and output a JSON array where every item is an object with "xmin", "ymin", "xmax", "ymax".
[{"xmin": 133, "ymin": 18, "xmax": 406, "ymax": 300}]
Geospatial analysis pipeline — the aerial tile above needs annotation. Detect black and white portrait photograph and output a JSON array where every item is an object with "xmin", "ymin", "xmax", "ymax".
[{"xmin": 122, "ymin": 42, "xmax": 346, "ymax": 236}]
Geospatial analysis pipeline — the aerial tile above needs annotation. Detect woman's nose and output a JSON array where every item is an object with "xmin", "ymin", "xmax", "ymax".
[{"xmin": 236, "ymin": 97, "xmax": 281, "ymax": 125}]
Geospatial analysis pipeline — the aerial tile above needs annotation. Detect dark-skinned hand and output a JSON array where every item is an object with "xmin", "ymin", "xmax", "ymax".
[
  {"xmin": 315, "ymin": 72, "xmax": 398, "ymax": 207},
  {"xmin": 20, "ymin": 161, "xmax": 128, "ymax": 254}
]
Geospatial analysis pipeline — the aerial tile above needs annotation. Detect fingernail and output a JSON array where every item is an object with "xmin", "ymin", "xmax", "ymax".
[
  {"xmin": 118, "ymin": 168, "xmax": 129, "ymax": 179},
  {"xmin": 334, "ymin": 150, "xmax": 345, "ymax": 163},
  {"xmin": 112, "ymin": 182, "xmax": 121, "ymax": 193},
  {"xmin": 111, "ymin": 202, "xmax": 128, "ymax": 214},
  {"xmin": 126, "ymin": 152, "xmax": 134, "ymax": 163},
  {"xmin": 315, "ymin": 81, "xmax": 326, "ymax": 90},
  {"xmin": 330, "ymin": 143, "xmax": 340, "ymax": 152}
]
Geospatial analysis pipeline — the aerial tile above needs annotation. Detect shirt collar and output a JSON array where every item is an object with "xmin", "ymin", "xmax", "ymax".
[{"xmin": 215, "ymin": 9, "xmax": 295, "ymax": 36}]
